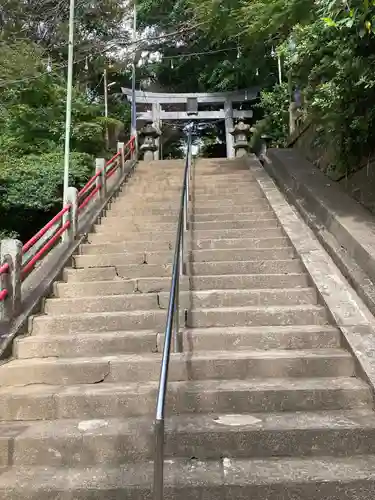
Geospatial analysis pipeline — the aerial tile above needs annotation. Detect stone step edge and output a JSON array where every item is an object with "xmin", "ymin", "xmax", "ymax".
[
  {"xmin": 73, "ymin": 247, "xmax": 293, "ymax": 260},
  {"xmin": 32, "ymin": 304, "xmax": 327, "ymax": 320},
  {"xmin": 0, "ymin": 376, "xmax": 366, "ymax": 394},
  {"xmin": 59, "ymin": 272, "xmax": 310, "ymax": 283},
  {"xmin": 19, "ymin": 324, "xmax": 341, "ymax": 338},
  {"xmin": 2, "ymin": 408, "xmax": 374, "ymax": 447},
  {"xmin": 5, "ymin": 347, "xmax": 352, "ymax": 367},
  {"xmin": 2, "ymin": 455, "xmax": 375, "ymax": 493},
  {"xmin": 47, "ymin": 287, "xmax": 315, "ymax": 302}
]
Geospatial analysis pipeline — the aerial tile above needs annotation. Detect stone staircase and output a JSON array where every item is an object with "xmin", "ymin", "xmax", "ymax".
[{"xmin": 0, "ymin": 157, "xmax": 375, "ymax": 498}]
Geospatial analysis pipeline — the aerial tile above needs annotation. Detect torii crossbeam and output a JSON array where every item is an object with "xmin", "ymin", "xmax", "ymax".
[{"xmin": 121, "ymin": 88, "xmax": 259, "ymax": 159}]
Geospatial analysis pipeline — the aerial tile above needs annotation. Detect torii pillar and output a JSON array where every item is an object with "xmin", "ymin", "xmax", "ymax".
[
  {"xmin": 152, "ymin": 102, "xmax": 161, "ymax": 161},
  {"xmin": 224, "ymin": 100, "xmax": 235, "ymax": 158}
]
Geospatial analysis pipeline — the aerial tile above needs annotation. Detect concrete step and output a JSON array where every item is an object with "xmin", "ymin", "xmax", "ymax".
[
  {"xmin": 88, "ymin": 227, "xmax": 285, "ymax": 243},
  {"xmin": 191, "ymin": 219, "xmax": 279, "ymax": 231},
  {"xmin": 109, "ymin": 207, "xmax": 179, "ymax": 217},
  {"xmin": 64, "ymin": 259, "xmax": 304, "ymax": 281},
  {"xmin": 62, "ymin": 266, "xmax": 121, "ymax": 282},
  {"xmin": 188, "ymin": 259, "xmax": 304, "ymax": 276},
  {"xmin": 79, "ymin": 240, "xmax": 173, "ymax": 255},
  {"xmin": 0, "ymin": 349, "xmax": 354, "ymax": 386},
  {"xmin": 0, "ymin": 377, "xmax": 370, "ymax": 421},
  {"xmin": 194, "ymin": 236, "xmax": 291, "ymax": 249},
  {"xmin": 191, "ymin": 189, "xmax": 263, "ymax": 198},
  {"xmin": 116, "ymin": 195, "xmax": 181, "ymax": 204},
  {"xmin": 126, "ymin": 185, "xmax": 257, "ymax": 194},
  {"xmin": 30, "ymin": 309, "xmax": 168, "ymax": 335},
  {"xmin": 79, "ymin": 236, "xmax": 292, "ymax": 255},
  {"xmin": 109, "ymin": 204, "xmax": 270, "ymax": 216},
  {"xmin": 31, "ymin": 303, "xmax": 329, "ymax": 335},
  {"xmin": 65, "ymin": 260, "xmax": 304, "ymax": 281},
  {"xmin": 189, "ymin": 247, "xmax": 294, "ymax": 262},
  {"xmin": 177, "ymin": 325, "xmax": 341, "ymax": 352},
  {"xmin": 191, "ymin": 193, "xmax": 266, "ymax": 203},
  {"xmin": 93, "ymin": 220, "xmax": 280, "ymax": 236},
  {"xmin": 112, "ymin": 198, "xmax": 267, "ymax": 211},
  {"xmin": 15, "ymin": 330, "xmax": 158, "ymax": 358},
  {"xmin": 15, "ymin": 325, "xmax": 341, "ymax": 359},
  {"xmin": 72, "ymin": 248, "xmax": 294, "ymax": 268},
  {"xmin": 45, "ymin": 292, "xmax": 161, "ymax": 314},
  {"xmin": 110, "ymin": 197, "xmax": 270, "ymax": 210},
  {"xmin": 45, "ymin": 288, "xmax": 318, "ymax": 315},
  {"xmin": 96, "ymin": 218, "xmax": 279, "ymax": 232},
  {"xmin": 186, "ymin": 304, "xmax": 329, "ymax": 328},
  {"xmin": 191, "ymin": 211, "xmax": 273, "ymax": 222},
  {"xmin": 104, "ymin": 213, "xmax": 179, "ymax": 223},
  {"xmin": 3, "ymin": 455, "xmax": 375, "ymax": 499},
  {"xmin": 56, "ymin": 273, "xmax": 311, "ymax": 296},
  {"xmin": 192, "ymin": 203, "xmax": 271, "ymax": 214},
  {"xmin": 4, "ymin": 410, "xmax": 375, "ymax": 468},
  {"xmin": 119, "ymin": 190, "xmax": 263, "ymax": 202},
  {"xmin": 65, "ymin": 263, "xmax": 174, "ymax": 279}
]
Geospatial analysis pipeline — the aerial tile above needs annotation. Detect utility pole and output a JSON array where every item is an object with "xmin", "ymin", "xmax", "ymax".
[
  {"xmin": 277, "ymin": 55, "xmax": 282, "ymax": 85},
  {"xmin": 103, "ymin": 68, "xmax": 109, "ymax": 149},
  {"xmin": 131, "ymin": 1, "xmax": 137, "ymax": 139},
  {"xmin": 63, "ymin": 0, "xmax": 75, "ymax": 206}
]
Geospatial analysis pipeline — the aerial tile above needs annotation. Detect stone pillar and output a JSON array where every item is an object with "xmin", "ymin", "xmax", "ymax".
[
  {"xmin": 139, "ymin": 122, "xmax": 161, "ymax": 162},
  {"xmin": 152, "ymin": 102, "xmax": 161, "ymax": 161},
  {"xmin": 0, "ymin": 239, "xmax": 22, "ymax": 322},
  {"xmin": 289, "ymin": 101, "xmax": 302, "ymax": 135},
  {"xmin": 117, "ymin": 141, "xmax": 125, "ymax": 173},
  {"xmin": 259, "ymin": 134, "xmax": 272, "ymax": 162},
  {"xmin": 65, "ymin": 187, "xmax": 78, "ymax": 241},
  {"xmin": 230, "ymin": 120, "xmax": 251, "ymax": 157},
  {"xmin": 95, "ymin": 158, "xmax": 106, "ymax": 201},
  {"xmin": 224, "ymin": 100, "xmax": 234, "ymax": 158}
]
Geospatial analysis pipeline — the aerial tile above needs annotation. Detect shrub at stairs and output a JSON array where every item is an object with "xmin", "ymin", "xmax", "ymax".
[{"xmin": 0, "ymin": 152, "xmax": 93, "ymax": 242}]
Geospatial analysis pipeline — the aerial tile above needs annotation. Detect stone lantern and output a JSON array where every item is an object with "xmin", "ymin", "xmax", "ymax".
[
  {"xmin": 230, "ymin": 120, "xmax": 251, "ymax": 157},
  {"xmin": 259, "ymin": 133, "xmax": 272, "ymax": 162},
  {"xmin": 139, "ymin": 122, "xmax": 161, "ymax": 162}
]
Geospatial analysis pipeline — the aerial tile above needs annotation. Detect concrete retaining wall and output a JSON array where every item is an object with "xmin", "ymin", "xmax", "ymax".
[{"xmin": 264, "ymin": 148, "xmax": 375, "ymax": 317}]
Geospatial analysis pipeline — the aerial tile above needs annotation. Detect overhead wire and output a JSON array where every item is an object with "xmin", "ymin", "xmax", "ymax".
[
  {"xmin": 0, "ymin": 19, "xmax": 210, "ymax": 88},
  {"xmin": 161, "ymin": 47, "xmax": 237, "ymax": 60},
  {"xmin": 0, "ymin": 10, "xmax": 249, "ymax": 90}
]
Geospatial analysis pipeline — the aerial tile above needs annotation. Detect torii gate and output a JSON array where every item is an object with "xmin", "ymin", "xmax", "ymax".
[{"xmin": 121, "ymin": 88, "xmax": 259, "ymax": 159}]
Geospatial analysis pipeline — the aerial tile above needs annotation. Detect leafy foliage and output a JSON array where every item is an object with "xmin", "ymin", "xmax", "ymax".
[
  {"xmin": 181, "ymin": 0, "xmax": 375, "ymax": 171},
  {"xmin": 0, "ymin": 2, "xmax": 132, "ymax": 240},
  {"xmin": 0, "ymin": 152, "xmax": 93, "ymax": 240},
  {"xmin": 251, "ymin": 84, "xmax": 290, "ymax": 148}
]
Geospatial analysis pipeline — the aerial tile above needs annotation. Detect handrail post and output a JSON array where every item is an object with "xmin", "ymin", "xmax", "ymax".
[
  {"xmin": 0, "ymin": 239, "xmax": 22, "ymax": 322},
  {"xmin": 65, "ymin": 187, "xmax": 78, "ymax": 242},
  {"xmin": 153, "ymin": 418, "xmax": 165, "ymax": 500},
  {"xmin": 96, "ymin": 158, "xmax": 106, "ymax": 201},
  {"xmin": 131, "ymin": 135, "xmax": 137, "ymax": 160},
  {"xmin": 117, "ymin": 141, "xmax": 125, "ymax": 174}
]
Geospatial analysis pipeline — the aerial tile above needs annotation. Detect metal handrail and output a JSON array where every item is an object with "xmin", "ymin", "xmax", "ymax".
[{"xmin": 153, "ymin": 129, "xmax": 193, "ymax": 500}]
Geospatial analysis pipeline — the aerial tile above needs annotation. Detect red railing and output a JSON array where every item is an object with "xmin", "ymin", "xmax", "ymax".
[
  {"xmin": 0, "ymin": 263, "xmax": 9, "ymax": 302},
  {"xmin": 77, "ymin": 136, "xmax": 135, "ymax": 212},
  {"xmin": 0, "ymin": 136, "xmax": 136, "ymax": 307}
]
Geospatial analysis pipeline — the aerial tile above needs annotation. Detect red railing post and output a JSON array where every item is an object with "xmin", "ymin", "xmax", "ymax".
[
  {"xmin": 0, "ymin": 239, "xmax": 22, "ymax": 322},
  {"xmin": 117, "ymin": 142, "xmax": 125, "ymax": 174},
  {"xmin": 96, "ymin": 158, "xmax": 106, "ymax": 202},
  {"xmin": 132, "ymin": 135, "xmax": 137, "ymax": 160},
  {"xmin": 65, "ymin": 187, "xmax": 78, "ymax": 241}
]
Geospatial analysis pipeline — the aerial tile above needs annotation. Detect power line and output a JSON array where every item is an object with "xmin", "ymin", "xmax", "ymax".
[
  {"xmin": 161, "ymin": 47, "xmax": 237, "ymax": 60},
  {"xmin": 0, "ymin": 20, "xmax": 207, "ymax": 88}
]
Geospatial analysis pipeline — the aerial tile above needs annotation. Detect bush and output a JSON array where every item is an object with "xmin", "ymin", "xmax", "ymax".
[
  {"xmin": 0, "ymin": 152, "xmax": 93, "ymax": 241},
  {"xmin": 250, "ymin": 83, "xmax": 290, "ymax": 149}
]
